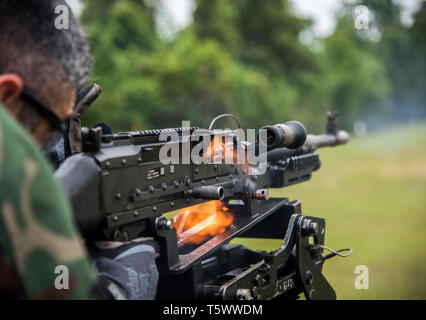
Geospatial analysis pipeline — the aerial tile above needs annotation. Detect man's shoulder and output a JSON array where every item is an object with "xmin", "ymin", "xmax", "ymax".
[
  {"xmin": 0, "ymin": 104, "xmax": 96, "ymax": 299},
  {"xmin": 0, "ymin": 103, "xmax": 75, "ymax": 236},
  {"xmin": 0, "ymin": 104, "xmax": 58, "ymax": 201}
]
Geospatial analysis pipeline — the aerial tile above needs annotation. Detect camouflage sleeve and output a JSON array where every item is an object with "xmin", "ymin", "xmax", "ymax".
[{"xmin": 0, "ymin": 105, "xmax": 97, "ymax": 299}]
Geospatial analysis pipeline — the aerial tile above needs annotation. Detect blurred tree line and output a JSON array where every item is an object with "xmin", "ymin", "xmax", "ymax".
[{"xmin": 79, "ymin": 0, "xmax": 425, "ymax": 133}]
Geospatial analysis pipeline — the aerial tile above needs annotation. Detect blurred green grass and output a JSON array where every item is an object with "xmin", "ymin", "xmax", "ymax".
[{"xmin": 233, "ymin": 122, "xmax": 426, "ymax": 299}]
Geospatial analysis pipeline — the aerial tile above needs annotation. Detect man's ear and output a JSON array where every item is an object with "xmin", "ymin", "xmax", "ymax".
[{"xmin": 0, "ymin": 74, "xmax": 24, "ymax": 105}]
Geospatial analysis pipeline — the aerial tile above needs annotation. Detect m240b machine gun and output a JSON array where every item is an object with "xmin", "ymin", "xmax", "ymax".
[{"xmin": 57, "ymin": 113, "xmax": 350, "ymax": 300}]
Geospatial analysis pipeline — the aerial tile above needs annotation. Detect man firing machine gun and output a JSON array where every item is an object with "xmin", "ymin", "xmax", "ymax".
[{"xmin": 55, "ymin": 111, "xmax": 352, "ymax": 300}]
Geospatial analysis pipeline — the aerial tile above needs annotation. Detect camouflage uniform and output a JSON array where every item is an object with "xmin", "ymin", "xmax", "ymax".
[{"xmin": 0, "ymin": 104, "xmax": 97, "ymax": 299}]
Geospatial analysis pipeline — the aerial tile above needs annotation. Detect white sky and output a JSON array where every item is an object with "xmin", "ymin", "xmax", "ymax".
[{"xmin": 67, "ymin": 0, "xmax": 422, "ymax": 38}]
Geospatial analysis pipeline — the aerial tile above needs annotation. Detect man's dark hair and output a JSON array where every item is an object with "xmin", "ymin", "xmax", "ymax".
[{"xmin": 0, "ymin": 0, "xmax": 91, "ymax": 108}]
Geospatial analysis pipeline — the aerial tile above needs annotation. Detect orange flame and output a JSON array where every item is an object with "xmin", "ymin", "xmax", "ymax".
[
  {"xmin": 203, "ymin": 134, "xmax": 250, "ymax": 168},
  {"xmin": 173, "ymin": 201, "xmax": 234, "ymax": 245},
  {"xmin": 203, "ymin": 135, "xmax": 235, "ymax": 163}
]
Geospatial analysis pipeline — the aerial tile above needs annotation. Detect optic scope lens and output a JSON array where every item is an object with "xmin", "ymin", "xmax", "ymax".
[{"xmin": 261, "ymin": 121, "xmax": 307, "ymax": 150}]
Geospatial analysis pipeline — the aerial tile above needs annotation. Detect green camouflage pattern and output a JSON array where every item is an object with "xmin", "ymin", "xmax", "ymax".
[{"xmin": 0, "ymin": 104, "xmax": 97, "ymax": 299}]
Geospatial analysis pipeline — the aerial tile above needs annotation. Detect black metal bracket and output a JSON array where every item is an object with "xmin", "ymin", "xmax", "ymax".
[
  {"xmin": 155, "ymin": 198, "xmax": 336, "ymax": 300},
  {"xmin": 295, "ymin": 216, "xmax": 336, "ymax": 300}
]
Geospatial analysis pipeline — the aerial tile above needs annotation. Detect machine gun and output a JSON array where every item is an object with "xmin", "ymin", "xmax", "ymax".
[{"xmin": 59, "ymin": 112, "xmax": 351, "ymax": 300}]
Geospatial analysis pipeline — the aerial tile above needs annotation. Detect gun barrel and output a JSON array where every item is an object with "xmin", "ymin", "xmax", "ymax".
[
  {"xmin": 306, "ymin": 130, "xmax": 350, "ymax": 150},
  {"xmin": 265, "ymin": 130, "xmax": 349, "ymax": 163}
]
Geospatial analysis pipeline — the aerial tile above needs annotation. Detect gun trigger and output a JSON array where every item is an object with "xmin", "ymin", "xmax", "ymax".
[{"xmin": 310, "ymin": 244, "xmax": 353, "ymax": 260}]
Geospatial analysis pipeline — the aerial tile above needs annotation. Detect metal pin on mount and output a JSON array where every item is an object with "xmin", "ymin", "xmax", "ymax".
[{"xmin": 311, "ymin": 244, "xmax": 353, "ymax": 260}]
